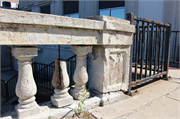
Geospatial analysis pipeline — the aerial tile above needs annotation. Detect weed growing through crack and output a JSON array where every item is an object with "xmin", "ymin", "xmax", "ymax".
[{"xmin": 75, "ymin": 86, "xmax": 89, "ymax": 115}]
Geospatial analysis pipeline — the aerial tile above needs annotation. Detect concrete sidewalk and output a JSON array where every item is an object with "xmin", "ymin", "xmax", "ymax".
[{"xmin": 89, "ymin": 68, "xmax": 180, "ymax": 119}]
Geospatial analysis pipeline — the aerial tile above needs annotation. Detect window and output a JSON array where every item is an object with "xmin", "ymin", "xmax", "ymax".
[
  {"xmin": 64, "ymin": 1, "xmax": 79, "ymax": 15},
  {"xmin": 41, "ymin": 5, "xmax": 50, "ymax": 14},
  {"xmin": 98, "ymin": 1, "xmax": 125, "ymax": 19},
  {"xmin": 99, "ymin": 1, "xmax": 125, "ymax": 9},
  {"xmin": 99, "ymin": 7, "xmax": 125, "ymax": 19}
]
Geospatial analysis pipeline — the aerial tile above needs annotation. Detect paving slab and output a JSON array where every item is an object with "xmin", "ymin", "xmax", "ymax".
[
  {"xmin": 168, "ymin": 68, "xmax": 180, "ymax": 84},
  {"xmin": 123, "ymin": 96, "xmax": 180, "ymax": 119},
  {"xmin": 89, "ymin": 79, "xmax": 180, "ymax": 119},
  {"xmin": 167, "ymin": 88, "xmax": 180, "ymax": 101},
  {"xmin": 168, "ymin": 67, "xmax": 180, "ymax": 79}
]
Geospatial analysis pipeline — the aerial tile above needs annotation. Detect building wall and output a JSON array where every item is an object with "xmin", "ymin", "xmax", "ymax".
[
  {"xmin": 125, "ymin": 0, "xmax": 179, "ymax": 31},
  {"xmin": 163, "ymin": 1, "xmax": 179, "ymax": 64},
  {"xmin": 0, "ymin": 0, "xmax": 19, "ymax": 8},
  {"xmin": 125, "ymin": 0, "xmax": 164, "ymax": 22}
]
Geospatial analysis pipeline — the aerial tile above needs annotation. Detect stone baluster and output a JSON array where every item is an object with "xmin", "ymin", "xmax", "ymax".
[
  {"xmin": 70, "ymin": 45, "xmax": 92, "ymax": 100},
  {"xmin": 51, "ymin": 59, "xmax": 73, "ymax": 107},
  {"xmin": 12, "ymin": 47, "xmax": 40, "ymax": 118}
]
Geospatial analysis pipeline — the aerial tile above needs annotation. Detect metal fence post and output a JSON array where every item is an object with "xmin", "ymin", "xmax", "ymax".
[
  {"xmin": 164, "ymin": 24, "xmax": 171, "ymax": 79},
  {"xmin": 5, "ymin": 81, "xmax": 10, "ymax": 101},
  {"xmin": 126, "ymin": 13, "xmax": 134, "ymax": 94},
  {"xmin": 33, "ymin": 62, "xmax": 37, "ymax": 83}
]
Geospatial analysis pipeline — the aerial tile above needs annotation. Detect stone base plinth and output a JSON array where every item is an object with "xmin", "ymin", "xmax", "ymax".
[
  {"xmin": 15, "ymin": 104, "xmax": 40, "ymax": 119},
  {"xmin": 51, "ymin": 95, "xmax": 73, "ymax": 108},
  {"xmin": 100, "ymin": 92, "xmax": 130, "ymax": 106},
  {"xmin": 70, "ymin": 88, "xmax": 90, "ymax": 100}
]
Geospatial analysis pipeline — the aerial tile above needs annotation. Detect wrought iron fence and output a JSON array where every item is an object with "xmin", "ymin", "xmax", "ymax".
[
  {"xmin": 66, "ymin": 55, "xmax": 76, "ymax": 86},
  {"xmin": 32, "ymin": 55, "xmax": 77, "ymax": 91},
  {"xmin": 126, "ymin": 13, "xmax": 171, "ymax": 94},
  {"xmin": 32, "ymin": 62, "xmax": 55, "ymax": 91},
  {"xmin": 1, "ymin": 74, "xmax": 18, "ymax": 101}
]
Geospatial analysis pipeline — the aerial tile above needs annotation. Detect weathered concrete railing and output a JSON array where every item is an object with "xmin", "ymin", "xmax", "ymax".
[{"xmin": 0, "ymin": 8, "xmax": 135, "ymax": 118}]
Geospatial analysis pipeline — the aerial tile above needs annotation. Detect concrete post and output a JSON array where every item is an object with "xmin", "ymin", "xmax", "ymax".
[
  {"xmin": 87, "ymin": 15, "xmax": 135, "ymax": 106},
  {"xmin": 79, "ymin": 0, "xmax": 99, "ymax": 18},
  {"xmin": 12, "ymin": 47, "xmax": 40, "ymax": 118},
  {"xmin": 70, "ymin": 46, "xmax": 92, "ymax": 100}
]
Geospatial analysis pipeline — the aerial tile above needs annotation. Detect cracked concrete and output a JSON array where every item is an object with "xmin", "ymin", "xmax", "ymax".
[
  {"xmin": 89, "ymin": 68, "xmax": 180, "ymax": 119},
  {"xmin": 122, "ymin": 87, "xmax": 180, "ymax": 119}
]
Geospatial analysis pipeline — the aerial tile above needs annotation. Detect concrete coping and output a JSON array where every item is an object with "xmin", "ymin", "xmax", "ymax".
[
  {"xmin": 0, "ymin": 8, "xmax": 135, "ymax": 45},
  {"xmin": 0, "ymin": 8, "xmax": 104, "ymax": 30},
  {"xmin": 0, "ymin": 8, "xmax": 135, "ymax": 33},
  {"xmin": 88, "ymin": 15, "xmax": 135, "ymax": 33}
]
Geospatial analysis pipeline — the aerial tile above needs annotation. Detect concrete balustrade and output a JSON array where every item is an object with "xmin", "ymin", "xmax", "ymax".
[
  {"xmin": 12, "ymin": 47, "xmax": 40, "ymax": 118},
  {"xmin": 70, "ymin": 46, "xmax": 92, "ymax": 100},
  {"xmin": 0, "ymin": 8, "xmax": 135, "ymax": 118}
]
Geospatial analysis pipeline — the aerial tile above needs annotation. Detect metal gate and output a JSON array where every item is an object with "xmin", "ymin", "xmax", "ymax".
[{"xmin": 126, "ymin": 13, "xmax": 171, "ymax": 94}]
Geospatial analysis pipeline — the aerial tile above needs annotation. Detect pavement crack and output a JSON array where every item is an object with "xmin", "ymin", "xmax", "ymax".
[
  {"xmin": 118, "ymin": 86, "xmax": 180, "ymax": 119},
  {"xmin": 166, "ymin": 96, "xmax": 180, "ymax": 102},
  {"xmin": 169, "ymin": 80, "xmax": 180, "ymax": 85},
  {"xmin": 168, "ymin": 78, "xmax": 180, "ymax": 84}
]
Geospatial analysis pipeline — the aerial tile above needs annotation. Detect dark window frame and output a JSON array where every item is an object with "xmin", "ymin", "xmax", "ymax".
[
  {"xmin": 40, "ymin": 5, "xmax": 51, "ymax": 14},
  {"xmin": 99, "ymin": 1, "xmax": 125, "ymax": 10},
  {"xmin": 63, "ymin": 1, "xmax": 79, "ymax": 15}
]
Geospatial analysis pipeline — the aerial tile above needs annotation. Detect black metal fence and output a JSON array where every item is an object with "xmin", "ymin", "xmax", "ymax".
[
  {"xmin": 66, "ymin": 55, "xmax": 76, "ymax": 86},
  {"xmin": 1, "ymin": 75, "xmax": 18, "ymax": 101},
  {"xmin": 32, "ymin": 62, "xmax": 55, "ymax": 91},
  {"xmin": 126, "ymin": 13, "xmax": 171, "ymax": 93},
  {"xmin": 32, "ymin": 55, "xmax": 77, "ymax": 91}
]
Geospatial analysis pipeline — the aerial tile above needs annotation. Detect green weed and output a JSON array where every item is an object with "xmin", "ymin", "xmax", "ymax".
[{"xmin": 75, "ymin": 86, "xmax": 89, "ymax": 115}]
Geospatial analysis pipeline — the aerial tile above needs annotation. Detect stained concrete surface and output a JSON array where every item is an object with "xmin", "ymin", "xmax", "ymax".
[
  {"xmin": 123, "ymin": 94, "xmax": 180, "ymax": 119},
  {"xmin": 167, "ymin": 88, "xmax": 180, "ymax": 101},
  {"xmin": 89, "ymin": 68, "xmax": 180, "ymax": 119}
]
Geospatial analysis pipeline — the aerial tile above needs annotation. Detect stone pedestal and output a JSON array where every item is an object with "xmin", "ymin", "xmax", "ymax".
[
  {"xmin": 86, "ymin": 16, "xmax": 135, "ymax": 106},
  {"xmin": 70, "ymin": 46, "xmax": 92, "ymax": 100},
  {"xmin": 12, "ymin": 47, "xmax": 40, "ymax": 118},
  {"xmin": 51, "ymin": 60, "xmax": 73, "ymax": 107},
  {"xmin": 88, "ymin": 45, "xmax": 131, "ymax": 94}
]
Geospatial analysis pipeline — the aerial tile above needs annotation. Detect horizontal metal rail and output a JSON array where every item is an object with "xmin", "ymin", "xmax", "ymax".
[{"xmin": 131, "ymin": 71, "xmax": 167, "ymax": 86}]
